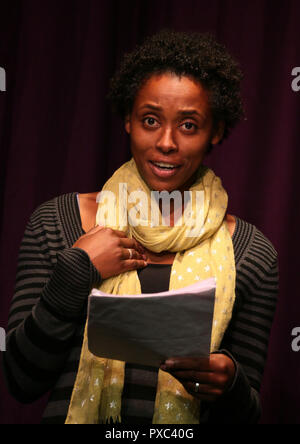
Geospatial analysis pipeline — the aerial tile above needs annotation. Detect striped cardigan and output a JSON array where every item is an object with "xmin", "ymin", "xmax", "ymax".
[{"xmin": 2, "ymin": 193, "xmax": 278, "ymax": 423}]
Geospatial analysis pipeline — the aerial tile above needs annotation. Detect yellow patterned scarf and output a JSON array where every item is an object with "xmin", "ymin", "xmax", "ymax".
[{"xmin": 65, "ymin": 158, "xmax": 236, "ymax": 424}]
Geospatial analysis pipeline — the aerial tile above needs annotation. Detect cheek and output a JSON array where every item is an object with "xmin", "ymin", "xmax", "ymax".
[
  {"xmin": 180, "ymin": 140, "xmax": 207, "ymax": 164},
  {"xmin": 130, "ymin": 130, "xmax": 154, "ymax": 157},
  {"xmin": 130, "ymin": 137, "xmax": 149, "ymax": 170}
]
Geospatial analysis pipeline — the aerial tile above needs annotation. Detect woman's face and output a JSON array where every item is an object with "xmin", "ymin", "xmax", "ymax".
[{"xmin": 125, "ymin": 72, "xmax": 223, "ymax": 193}]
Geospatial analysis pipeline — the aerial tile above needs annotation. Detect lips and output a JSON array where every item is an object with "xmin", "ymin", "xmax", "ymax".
[
  {"xmin": 152, "ymin": 161, "xmax": 178, "ymax": 169},
  {"xmin": 151, "ymin": 159, "xmax": 181, "ymax": 168},
  {"xmin": 149, "ymin": 160, "xmax": 181, "ymax": 178}
]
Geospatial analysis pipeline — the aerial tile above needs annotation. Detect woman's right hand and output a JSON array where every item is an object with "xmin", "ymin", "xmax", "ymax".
[{"xmin": 72, "ymin": 226, "xmax": 148, "ymax": 279}]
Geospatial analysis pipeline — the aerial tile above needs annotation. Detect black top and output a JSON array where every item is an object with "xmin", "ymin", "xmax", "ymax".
[{"xmin": 138, "ymin": 263, "xmax": 171, "ymax": 293}]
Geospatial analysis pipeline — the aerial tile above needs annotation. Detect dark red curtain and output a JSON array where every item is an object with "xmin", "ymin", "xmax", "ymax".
[{"xmin": 1, "ymin": 0, "xmax": 299, "ymax": 424}]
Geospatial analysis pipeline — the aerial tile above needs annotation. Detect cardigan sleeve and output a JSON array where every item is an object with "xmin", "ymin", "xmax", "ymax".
[
  {"xmin": 202, "ymin": 239, "xmax": 279, "ymax": 424},
  {"xmin": 2, "ymin": 212, "xmax": 102, "ymax": 403}
]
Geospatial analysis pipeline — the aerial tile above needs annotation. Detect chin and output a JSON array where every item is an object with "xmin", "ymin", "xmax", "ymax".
[{"xmin": 149, "ymin": 182, "xmax": 181, "ymax": 193}]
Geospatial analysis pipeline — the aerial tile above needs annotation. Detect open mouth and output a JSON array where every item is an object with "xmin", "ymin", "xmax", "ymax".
[
  {"xmin": 149, "ymin": 161, "xmax": 181, "ymax": 178},
  {"xmin": 152, "ymin": 161, "xmax": 178, "ymax": 169}
]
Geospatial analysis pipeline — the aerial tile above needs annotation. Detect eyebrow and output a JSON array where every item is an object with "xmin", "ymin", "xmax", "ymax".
[
  {"xmin": 139, "ymin": 104, "xmax": 163, "ymax": 112},
  {"xmin": 139, "ymin": 104, "xmax": 206, "ymax": 119},
  {"xmin": 179, "ymin": 109, "xmax": 206, "ymax": 119}
]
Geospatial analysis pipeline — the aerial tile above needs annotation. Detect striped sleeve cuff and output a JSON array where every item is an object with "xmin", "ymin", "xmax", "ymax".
[
  {"xmin": 209, "ymin": 349, "xmax": 261, "ymax": 423},
  {"xmin": 41, "ymin": 247, "xmax": 102, "ymax": 320}
]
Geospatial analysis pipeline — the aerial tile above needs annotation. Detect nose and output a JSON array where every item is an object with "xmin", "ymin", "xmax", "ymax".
[{"xmin": 156, "ymin": 127, "xmax": 178, "ymax": 153}]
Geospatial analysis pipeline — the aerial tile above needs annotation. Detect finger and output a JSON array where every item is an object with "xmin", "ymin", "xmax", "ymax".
[
  {"xmin": 122, "ymin": 248, "xmax": 140, "ymax": 260},
  {"xmin": 185, "ymin": 382, "xmax": 214, "ymax": 394},
  {"xmin": 132, "ymin": 239, "xmax": 147, "ymax": 255},
  {"xmin": 112, "ymin": 229, "xmax": 129, "ymax": 238},
  {"xmin": 120, "ymin": 246, "xmax": 147, "ymax": 261},
  {"xmin": 120, "ymin": 238, "xmax": 147, "ymax": 256},
  {"xmin": 164, "ymin": 370, "xmax": 213, "ymax": 384},
  {"xmin": 161, "ymin": 357, "xmax": 211, "ymax": 371},
  {"xmin": 122, "ymin": 259, "xmax": 148, "ymax": 271}
]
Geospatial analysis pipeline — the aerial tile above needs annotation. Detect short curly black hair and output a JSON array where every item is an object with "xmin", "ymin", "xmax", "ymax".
[{"xmin": 108, "ymin": 29, "xmax": 244, "ymax": 144}]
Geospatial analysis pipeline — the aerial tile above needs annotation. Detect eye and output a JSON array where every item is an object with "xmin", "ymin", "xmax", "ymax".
[
  {"xmin": 181, "ymin": 121, "xmax": 197, "ymax": 132},
  {"xmin": 143, "ymin": 117, "xmax": 160, "ymax": 128}
]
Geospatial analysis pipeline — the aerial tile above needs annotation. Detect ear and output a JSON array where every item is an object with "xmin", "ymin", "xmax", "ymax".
[
  {"xmin": 125, "ymin": 115, "xmax": 131, "ymax": 134},
  {"xmin": 211, "ymin": 121, "xmax": 225, "ymax": 145}
]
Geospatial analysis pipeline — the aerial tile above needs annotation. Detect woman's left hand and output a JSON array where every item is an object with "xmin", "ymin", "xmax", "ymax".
[{"xmin": 160, "ymin": 354, "xmax": 236, "ymax": 403}]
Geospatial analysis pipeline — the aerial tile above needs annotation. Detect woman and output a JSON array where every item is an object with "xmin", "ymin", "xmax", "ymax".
[{"xmin": 3, "ymin": 30, "xmax": 278, "ymax": 424}]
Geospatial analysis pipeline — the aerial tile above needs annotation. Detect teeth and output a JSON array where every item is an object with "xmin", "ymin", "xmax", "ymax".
[{"xmin": 154, "ymin": 162, "xmax": 177, "ymax": 168}]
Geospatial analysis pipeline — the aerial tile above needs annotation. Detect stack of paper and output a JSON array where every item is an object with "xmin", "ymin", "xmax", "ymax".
[{"xmin": 87, "ymin": 277, "xmax": 216, "ymax": 366}]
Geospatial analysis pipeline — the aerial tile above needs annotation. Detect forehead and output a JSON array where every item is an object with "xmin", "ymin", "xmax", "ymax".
[{"xmin": 133, "ymin": 72, "xmax": 210, "ymax": 111}]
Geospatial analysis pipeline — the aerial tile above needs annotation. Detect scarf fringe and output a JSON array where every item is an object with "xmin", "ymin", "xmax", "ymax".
[{"xmin": 102, "ymin": 415, "xmax": 121, "ymax": 424}]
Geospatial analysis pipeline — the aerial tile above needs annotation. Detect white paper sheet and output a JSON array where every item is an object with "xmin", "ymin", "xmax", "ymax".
[{"xmin": 87, "ymin": 277, "xmax": 216, "ymax": 366}]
